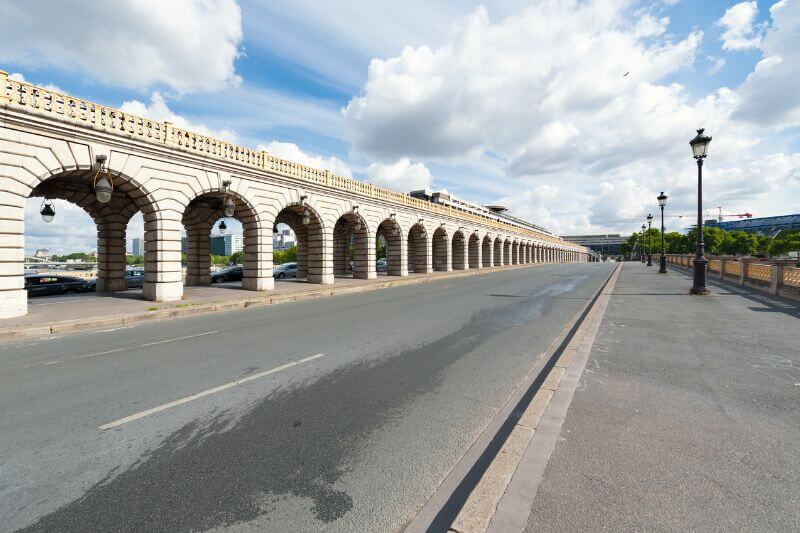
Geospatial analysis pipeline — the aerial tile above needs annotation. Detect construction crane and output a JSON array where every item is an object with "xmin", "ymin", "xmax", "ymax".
[{"xmin": 715, "ymin": 207, "xmax": 752, "ymax": 222}]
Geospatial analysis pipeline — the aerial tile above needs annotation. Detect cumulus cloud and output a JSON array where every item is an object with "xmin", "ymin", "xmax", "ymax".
[
  {"xmin": 120, "ymin": 93, "xmax": 239, "ymax": 142},
  {"xmin": 733, "ymin": 0, "xmax": 800, "ymax": 127},
  {"xmin": 366, "ymin": 158, "xmax": 432, "ymax": 192},
  {"xmin": 0, "ymin": 0, "xmax": 243, "ymax": 93},
  {"xmin": 8, "ymin": 72, "xmax": 63, "ymax": 94},
  {"xmin": 258, "ymin": 141, "xmax": 353, "ymax": 177},
  {"xmin": 718, "ymin": 1, "xmax": 764, "ymax": 51},
  {"xmin": 343, "ymin": 2, "xmax": 702, "ymax": 178}
]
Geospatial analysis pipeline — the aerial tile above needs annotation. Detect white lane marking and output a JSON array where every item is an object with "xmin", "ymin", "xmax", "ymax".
[
  {"xmin": 23, "ymin": 331, "xmax": 219, "ymax": 368},
  {"xmin": 99, "ymin": 353, "xmax": 325, "ymax": 430}
]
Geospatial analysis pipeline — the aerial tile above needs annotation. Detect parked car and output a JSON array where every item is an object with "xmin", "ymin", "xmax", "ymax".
[
  {"xmin": 24, "ymin": 275, "xmax": 89, "ymax": 296},
  {"xmin": 273, "ymin": 262, "xmax": 298, "ymax": 278},
  {"xmin": 211, "ymin": 265, "xmax": 243, "ymax": 283},
  {"xmin": 376, "ymin": 258, "xmax": 387, "ymax": 272},
  {"xmin": 125, "ymin": 268, "xmax": 145, "ymax": 288}
]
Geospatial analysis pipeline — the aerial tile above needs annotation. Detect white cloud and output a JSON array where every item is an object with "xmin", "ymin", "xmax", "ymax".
[
  {"xmin": 718, "ymin": 1, "xmax": 764, "ymax": 51},
  {"xmin": 258, "ymin": 141, "xmax": 353, "ymax": 177},
  {"xmin": 366, "ymin": 158, "xmax": 432, "ymax": 192},
  {"xmin": 343, "ymin": 2, "xmax": 703, "ymax": 178},
  {"xmin": 120, "ymin": 93, "xmax": 239, "ymax": 143},
  {"xmin": 733, "ymin": 0, "xmax": 800, "ymax": 127},
  {"xmin": 0, "ymin": 0, "xmax": 243, "ymax": 93},
  {"xmin": 8, "ymin": 72, "xmax": 64, "ymax": 94},
  {"xmin": 707, "ymin": 56, "xmax": 726, "ymax": 75},
  {"xmin": 24, "ymin": 199, "xmax": 97, "ymax": 255}
]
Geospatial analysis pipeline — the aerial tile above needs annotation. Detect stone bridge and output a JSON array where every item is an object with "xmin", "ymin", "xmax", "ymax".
[{"xmin": 0, "ymin": 70, "xmax": 590, "ymax": 318}]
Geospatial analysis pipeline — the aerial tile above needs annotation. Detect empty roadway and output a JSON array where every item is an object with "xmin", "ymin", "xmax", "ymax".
[{"xmin": 0, "ymin": 263, "xmax": 612, "ymax": 531}]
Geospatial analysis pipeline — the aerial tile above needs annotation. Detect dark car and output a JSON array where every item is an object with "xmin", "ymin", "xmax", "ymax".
[
  {"xmin": 24, "ymin": 275, "xmax": 88, "ymax": 296},
  {"xmin": 211, "ymin": 265, "xmax": 243, "ymax": 283}
]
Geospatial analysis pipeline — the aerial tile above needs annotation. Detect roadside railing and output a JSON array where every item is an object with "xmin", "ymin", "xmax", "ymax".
[{"xmin": 665, "ymin": 255, "xmax": 800, "ymax": 300}]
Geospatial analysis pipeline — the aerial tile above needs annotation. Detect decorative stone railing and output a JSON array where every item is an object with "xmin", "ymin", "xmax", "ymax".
[
  {"xmin": 1, "ymin": 70, "xmax": 581, "ymax": 251},
  {"xmin": 665, "ymin": 255, "xmax": 800, "ymax": 300}
]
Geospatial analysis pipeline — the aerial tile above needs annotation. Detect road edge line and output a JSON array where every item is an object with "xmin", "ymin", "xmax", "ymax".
[
  {"xmin": 404, "ymin": 263, "xmax": 620, "ymax": 533},
  {"xmin": 486, "ymin": 262, "xmax": 621, "ymax": 532}
]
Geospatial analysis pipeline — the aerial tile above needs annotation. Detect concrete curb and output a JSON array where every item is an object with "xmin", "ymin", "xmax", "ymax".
[{"xmin": 0, "ymin": 263, "xmax": 557, "ymax": 342}]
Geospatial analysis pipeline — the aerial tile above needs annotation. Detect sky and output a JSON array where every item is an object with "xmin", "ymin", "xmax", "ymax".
[{"xmin": 2, "ymin": 0, "xmax": 799, "ymax": 254}]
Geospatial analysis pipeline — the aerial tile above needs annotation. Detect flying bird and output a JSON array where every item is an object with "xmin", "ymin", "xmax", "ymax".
[{"xmin": 623, "ymin": 72, "xmax": 630, "ymax": 77}]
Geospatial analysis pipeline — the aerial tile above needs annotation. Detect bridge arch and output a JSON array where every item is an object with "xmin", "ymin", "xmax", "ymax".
[
  {"xmin": 432, "ymin": 226, "xmax": 450, "ymax": 272},
  {"xmin": 468, "ymin": 231, "xmax": 481, "ymax": 269},
  {"xmin": 334, "ymin": 209, "xmax": 371, "ymax": 280},
  {"xmin": 503, "ymin": 237, "xmax": 512, "ymax": 265},
  {"xmin": 493, "ymin": 236, "xmax": 503, "ymax": 266},
  {"xmin": 377, "ymin": 216, "xmax": 405, "ymax": 276},
  {"xmin": 451, "ymin": 229, "xmax": 467, "ymax": 270},
  {"xmin": 481, "ymin": 234, "xmax": 493, "ymax": 267},
  {"xmin": 407, "ymin": 222, "xmax": 430, "ymax": 274}
]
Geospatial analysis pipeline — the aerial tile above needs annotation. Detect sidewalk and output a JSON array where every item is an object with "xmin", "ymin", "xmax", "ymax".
[
  {"xmin": 0, "ymin": 263, "xmax": 541, "ymax": 341},
  {"xmin": 506, "ymin": 262, "xmax": 800, "ymax": 531}
]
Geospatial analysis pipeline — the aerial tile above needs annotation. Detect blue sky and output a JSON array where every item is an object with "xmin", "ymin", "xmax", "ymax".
[{"xmin": 2, "ymin": 0, "xmax": 798, "ymax": 253}]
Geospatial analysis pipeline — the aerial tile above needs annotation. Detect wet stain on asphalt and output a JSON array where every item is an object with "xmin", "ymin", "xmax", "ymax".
[{"xmin": 19, "ymin": 281, "xmax": 578, "ymax": 532}]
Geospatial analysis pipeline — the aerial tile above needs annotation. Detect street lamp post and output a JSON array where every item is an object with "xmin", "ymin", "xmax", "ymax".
[
  {"xmin": 646, "ymin": 214, "xmax": 653, "ymax": 266},
  {"xmin": 689, "ymin": 128, "xmax": 712, "ymax": 295},
  {"xmin": 657, "ymin": 192, "xmax": 668, "ymax": 273},
  {"xmin": 641, "ymin": 224, "xmax": 646, "ymax": 263}
]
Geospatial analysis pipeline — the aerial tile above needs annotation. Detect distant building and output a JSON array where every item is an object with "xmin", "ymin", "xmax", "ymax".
[
  {"xmin": 132, "ymin": 237, "xmax": 142, "ymax": 256},
  {"xmin": 209, "ymin": 234, "xmax": 243, "ymax": 256},
  {"xmin": 560, "ymin": 234, "xmax": 627, "ymax": 257},
  {"xmin": 703, "ymin": 214, "xmax": 800, "ymax": 236},
  {"xmin": 210, "ymin": 236, "xmax": 226, "ymax": 256},
  {"xmin": 180, "ymin": 236, "xmax": 188, "ymax": 255},
  {"xmin": 225, "ymin": 234, "xmax": 244, "ymax": 255},
  {"xmin": 34, "ymin": 248, "xmax": 50, "ymax": 259},
  {"xmin": 273, "ymin": 229, "xmax": 295, "ymax": 250}
]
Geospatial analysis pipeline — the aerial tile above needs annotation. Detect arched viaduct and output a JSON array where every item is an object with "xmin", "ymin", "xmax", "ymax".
[{"xmin": 0, "ymin": 71, "xmax": 591, "ymax": 318}]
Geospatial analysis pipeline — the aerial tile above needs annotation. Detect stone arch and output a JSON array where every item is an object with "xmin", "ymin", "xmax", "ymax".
[
  {"xmin": 274, "ymin": 201, "xmax": 327, "ymax": 283},
  {"xmin": 20, "ymin": 165, "xmax": 166, "ymax": 306},
  {"xmin": 377, "ymin": 217, "xmax": 405, "ymax": 276},
  {"xmin": 511, "ymin": 239, "xmax": 519, "ymax": 265},
  {"xmin": 468, "ymin": 231, "xmax": 481, "ymax": 269},
  {"xmin": 334, "ymin": 209, "xmax": 371, "ymax": 279},
  {"xmin": 432, "ymin": 226, "xmax": 450, "ymax": 272},
  {"xmin": 493, "ymin": 236, "xmax": 503, "ymax": 266},
  {"xmin": 182, "ymin": 188, "xmax": 268, "ymax": 290},
  {"xmin": 451, "ymin": 229, "xmax": 467, "ymax": 270},
  {"xmin": 407, "ymin": 222, "xmax": 430, "ymax": 274},
  {"xmin": 482, "ymin": 234, "xmax": 493, "ymax": 267},
  {"xmin": 503, "ymin": 237, "xmax": 512, "ymax": 265}
]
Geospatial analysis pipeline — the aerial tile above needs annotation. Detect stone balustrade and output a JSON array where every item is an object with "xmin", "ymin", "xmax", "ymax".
[{"xmin": 665, "ymin": 255, "xmax": 800, "ymax": 300}]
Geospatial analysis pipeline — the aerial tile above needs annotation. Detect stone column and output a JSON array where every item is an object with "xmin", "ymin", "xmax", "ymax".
[
  {"xmin": 0, "ymin": 190, "xmax": 26, "ymax": 318},
  {"xmin": 184, "ymin": 226, "xmax": 211, "ymax": 286},
  {"xmin": 333, "ymin": 226, "xmax": 350, "ymax": 276},
  {"xmin": 242, "ymin": 225, "xmax": 275, "ymax": 290},
  {"xmin": 96, "ymin": 217, "xmax": 129, "ymax": 292},
  {"xmin": 143, "ymin": 215, "xmax": 183, "ymax": 302},
  {"xmin": 353, "ymin": 227, "xmax": 376, "ymax": 279}
]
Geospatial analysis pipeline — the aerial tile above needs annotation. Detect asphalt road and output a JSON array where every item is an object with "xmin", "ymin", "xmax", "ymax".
[{"xmin": 1, "ymin": 263, "xmax": 612, "ymax": 532}]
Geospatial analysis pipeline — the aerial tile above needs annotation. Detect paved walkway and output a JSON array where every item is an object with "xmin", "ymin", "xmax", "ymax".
[{"xmin": 523, "ymin": 263, "xmax": 800, "ymax": 531}]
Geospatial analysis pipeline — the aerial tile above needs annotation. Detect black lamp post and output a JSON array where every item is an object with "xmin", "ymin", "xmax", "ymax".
[
  {"xmin": 689, "ymin": 128, "xmax": 712, "ymax": 295},
  {"xmin": 646, "ymin": 213, "xmax": 653, "ymax": 266},
  {"xmin": 657, "ymin": 192, "xmax": 668, "ymax": 273},
  {"xmin": 641, "ymin": 224, "xmax": 646, "ymax": 263}
]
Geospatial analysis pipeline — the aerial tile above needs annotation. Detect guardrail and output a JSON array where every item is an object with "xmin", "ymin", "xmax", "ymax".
[{"xmin": 665, "ymin": 255, "xmax": 800, "ymax": 300}]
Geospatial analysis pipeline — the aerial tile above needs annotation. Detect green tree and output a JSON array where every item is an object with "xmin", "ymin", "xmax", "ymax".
[
  {"xmin": 771, "ymin": 230, "xmax": 800, "ymax": 256},
  {"xmin": 229, "ymin": 251, "xmax": 244, "ymax": 265}
]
